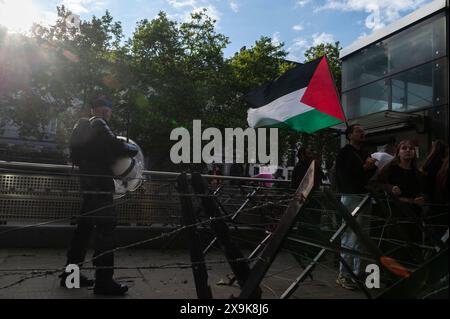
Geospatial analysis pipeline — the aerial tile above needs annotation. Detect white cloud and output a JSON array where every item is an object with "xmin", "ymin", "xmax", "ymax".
[
  {"xmin": 296, "ymin": 0, "xmax": 311, "ymax": 8},
  {"xmin": 287, "ymin": 32, "xmax": 335, "ymax": 62},
  {"xmin": 166, "ymin": 0, "xmax": 222, "ymax": 24},
  {"xmin": 315, "ymin": 0, "xmax": 430, "ymax": 31},
  {"xmin": 230, "ymin": 1, "xmax": 239, "ymax": 13},
  {"xmin": 357, "ymin": 32, "xmax": 368, "ymax": 40},
  {"xmin": 167, "ymin": 0, "xmax": 198, "ymax": 9},
  {"xmin": 292, "ymin": 24, "xmax": 304, "ymax": 31},
  {"xmin": 290, "ymin": 37, "xmax": 309, "ymax": 51},
  {"xmin": 63, "ymin": 0, "xmax": 89, "ymax": 14},
  {"xmin": 63, "ymin": 0, "xmax": 107, "ymax": 14},
  {"xmin": 191, "ymin": 5, "xmax": 221, "ymax": 22},
  {"xmin": 271, "ymin": 31, "xmax": 282, "ymax": 46},
  {"xmin": 312, "ymin": 32, "xmax": 335, "ymax": 46},
  {"xmin": 286, "ymin": 36, "xmax": 309, "ymax": 61}
]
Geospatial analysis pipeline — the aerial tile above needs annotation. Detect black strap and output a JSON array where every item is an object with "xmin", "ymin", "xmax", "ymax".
[{"xmin": 116, "ymin": 158, "xmax": 136, "ymax": 179}]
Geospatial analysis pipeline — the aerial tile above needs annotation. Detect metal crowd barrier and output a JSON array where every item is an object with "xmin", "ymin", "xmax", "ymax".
[{"xmin": 0, "ymin": 161, "xmax": 292, "ymax": 226}]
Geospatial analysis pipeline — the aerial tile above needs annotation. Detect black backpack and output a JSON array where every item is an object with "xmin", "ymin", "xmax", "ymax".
[{"xmin": 69, "ymin": 118, "xmax": 92, "ymax": 166}]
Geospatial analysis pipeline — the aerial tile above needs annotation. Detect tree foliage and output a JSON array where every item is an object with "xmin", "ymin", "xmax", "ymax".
[
  {"xmin": 0, "ymin": 7, "xmax": 343, "ymax": 170},
  {"xmin": 304, "ymin": 41, "xmax": 342, "ymax": 93},
  {"xmin": 301, "ymin": 41, "xmax": 343, "ymax": 167},
  {"xmin": 0, "ymin": 5, "xmax": 125, "ymax": 151}
]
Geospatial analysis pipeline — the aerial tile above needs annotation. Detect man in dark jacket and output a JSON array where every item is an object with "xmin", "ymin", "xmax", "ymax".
[
  {"xmin": 61, "ymin": 97, "xmax": 136, "ymax": 296},
  {"xmin": 291, "ymin": 147, "xmax": 323, "ymax": 189},
  {"xmin": 335, "ymin": 124, "xmax": 376, "ymax": 290},
  {"xmin": 291, "ymin": 147, "xmax": 314, "ymax": 190},
  {"xmin": 291, "ymin": 147, "xmax": 323, "ymax": 259}
]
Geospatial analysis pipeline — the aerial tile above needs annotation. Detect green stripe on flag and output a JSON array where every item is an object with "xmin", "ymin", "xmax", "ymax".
[
  {"xmin": 261, "ymin": 109, "xmax": 343, "ymax": 133},
  {"xmin": 285, "ymin": 109, "xmax": 343, "ymax": 133}
]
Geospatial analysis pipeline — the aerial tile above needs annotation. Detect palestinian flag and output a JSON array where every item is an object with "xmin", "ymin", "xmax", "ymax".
[{"xmin": 244, "ymin": 56, "xmax": 346, "ymax": 133}]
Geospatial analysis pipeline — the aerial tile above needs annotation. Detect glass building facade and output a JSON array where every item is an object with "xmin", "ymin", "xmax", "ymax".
[{"xmin": 341, "ymin": 7, "xmax": 449, "ymax": 142}]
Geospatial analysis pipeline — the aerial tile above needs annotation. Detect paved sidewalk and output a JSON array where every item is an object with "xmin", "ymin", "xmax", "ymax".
[{"xmin": 0, "ymin": 248, "xmax": 365, "ymax": 299}]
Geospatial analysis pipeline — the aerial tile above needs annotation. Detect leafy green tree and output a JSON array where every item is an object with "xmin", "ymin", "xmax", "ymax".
[
  {"xmin": 225, "ymin": 37, "xmax": 297, "ymax": 163},
  {"xmin": 127, "ymin": 10, "xmax": 232, "ymax": 169},
  {"xmin": 0, "ymin": 5, "xmax": 126, "ymax": 155},
  {"xmin": 229, "ymin": 36, "xmax": 293, "ymax": 94},
  {"xmin": 1, "ymin": 7, "xmax": 343, "ymax": 172},
  {"xmin": 300, "ymin": 41, "xmax": 344, "ymax": 167},
  {"xmin": 304, "ymin": 41, "xmax": 342, "ymax": 92}
]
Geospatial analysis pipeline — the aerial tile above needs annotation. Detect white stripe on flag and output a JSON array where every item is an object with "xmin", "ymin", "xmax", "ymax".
[{"xmin": 247, "ymin": 88, "xmax": 313, "ymax": 128}]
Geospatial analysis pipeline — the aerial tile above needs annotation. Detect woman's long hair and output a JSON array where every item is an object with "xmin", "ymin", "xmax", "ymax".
[
  {"xmin": 376, "ymin": 140, "xmax": 419, "ymax": 185},
  {"xmin": 383, "ymin": 140, "xmax": 418, "ymax": 169},
  {"xmin": 369, "ymin": 139, "xmax": 427, "ymax": 209},
  {"xmin": 421, "ymin": 139, "xmax": 448, "ymax": 174},
  {"xmin": 436, "ymin": 154, "xmax": 448, "ymax": 201}
]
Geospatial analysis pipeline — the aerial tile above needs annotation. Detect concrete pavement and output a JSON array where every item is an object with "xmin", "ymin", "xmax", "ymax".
[{"xmin": 0, "ymin": 248, "xmax": 365, "ymax": 299}]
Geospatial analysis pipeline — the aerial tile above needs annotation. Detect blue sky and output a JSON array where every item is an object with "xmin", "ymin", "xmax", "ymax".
[{"xmin": 0, "ymin": 0, "xmax": 435, "ymax": 62}]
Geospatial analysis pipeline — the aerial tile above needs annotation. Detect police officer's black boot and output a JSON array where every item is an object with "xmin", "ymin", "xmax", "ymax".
[
  {"xmin": 93, "ymin": 279, "xmax": 128, "ymax": 296},
  {"xmin": 93, "ymin": 270, "xmax": 128, "ymax": 296}
]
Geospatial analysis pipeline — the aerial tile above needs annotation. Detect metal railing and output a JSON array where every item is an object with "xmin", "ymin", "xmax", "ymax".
[{"xmin": 0, "ymin": 161, "xmax": 292, "ymax": 225}]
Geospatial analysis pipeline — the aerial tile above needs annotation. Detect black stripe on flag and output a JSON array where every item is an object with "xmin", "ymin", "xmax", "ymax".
[{"xmin": 243, "ymin": 57, "xmax": 322, "ymax": 109}]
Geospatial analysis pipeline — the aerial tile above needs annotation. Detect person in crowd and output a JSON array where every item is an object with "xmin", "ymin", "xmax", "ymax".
[
  {"xmin": 272, "ymin": 169, "xmax": 286, "ymax": 188},
  {"xmin": 435, "ymin": 154, "xmax": 448, "ymax": 205},
  {"xmin": 291, "ymin": 147, "xmax": 313, "ymax": 189},
  {"xmin": 209, "ymin": 165, "xmax": 222, "ymax": 188},
  {"xmin": 289, "ymin": 146, "xmax": 323, "ymax": 261},
  {"xmin": 335, "ymin": 124, "xmax": 377, "ymax": 290},
  {"xmin": 420, "ymin": 140, "xmax": 448, "ymax": 203},
  {"xmin": 61, "ymin": 97, "xmax": 136, "ymax": 296},
  {"xmin": 370, "ymin": 140, "xmax": 425, "ymax": 264},
  {"xmin": 371, "ymin": 144, "xmax": 396, "ymax": 169},
  {"xmin": 426, "ymin": 151, "xmax": 449, "ymax": 240},
  {"xmin": 229, "ymin": 163, "xmax": 245, "ymax": 186},
  {"xmin": 418, "ymin": 140, "xmax": 448, "ymax": 243},
  {"xmin": 291, "ymin": 147, "xmax": 322, "ymax": 189},
  {"xmin": 370, "ymin": 144, "xmax": 396, "ymax": 249}
]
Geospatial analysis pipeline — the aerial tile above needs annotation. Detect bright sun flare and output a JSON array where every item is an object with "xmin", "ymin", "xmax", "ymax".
[{"xmin": 0, "ymin": 0, "xmax": 42, "ymax": 33}]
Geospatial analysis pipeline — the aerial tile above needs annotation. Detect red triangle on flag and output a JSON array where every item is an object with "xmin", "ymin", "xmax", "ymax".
[{"xmin": 300, "ymin": 57, "xmax": 346, "ymax": 121}]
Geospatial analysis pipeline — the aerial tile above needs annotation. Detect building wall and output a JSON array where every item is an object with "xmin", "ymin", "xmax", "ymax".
[
  {"xmin": 341, "ymin": 10, "xmax": 449, "ymax": 145},
  {"xmin": 0, "ymin": 119, "xmax": 61, "ymax": 163},
  {"xmin": 0, "ymin": 119, "xmax": 57, "ymax": 146}
]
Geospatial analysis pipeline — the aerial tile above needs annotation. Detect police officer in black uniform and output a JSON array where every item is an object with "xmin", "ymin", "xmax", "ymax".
[{"xmin": 61, "ymin": 97, "xmax": 137, "ymax": 296}]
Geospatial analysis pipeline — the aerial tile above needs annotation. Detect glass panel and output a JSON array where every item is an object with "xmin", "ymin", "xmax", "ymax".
[
  {"xmin": 391, "ymin": 64, "xmax": 432, "ymax": 111},
  {"xmin": 342, "ymin": 42, "xmax": 388, "ymax": 91},
  {"xmin": 342, "ymin": 12, "xmax": 446, "ymax": 91},
  {"xmin": 392, "ymin": 58, "xmax": 448, "ymax": 112},
  {"xmin": 429, "ymin": 105, "xmax": 449, "ymax": 143},
  {"xmin": 388, "ymin": 13, "xmax": 446, "ymax": 73},
  {"xmin": 343, "ymin": 79, "xmax": 389, "ymax": 119},
  {"xmin": 434, "ymin": 58, "xmax": 448, "ymax": 106}
]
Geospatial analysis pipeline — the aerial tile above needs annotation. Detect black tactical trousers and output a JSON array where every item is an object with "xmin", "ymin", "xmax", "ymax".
[{"xmin": 66, "ymin": 173, "xmax": 116, "ymax": 282}]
